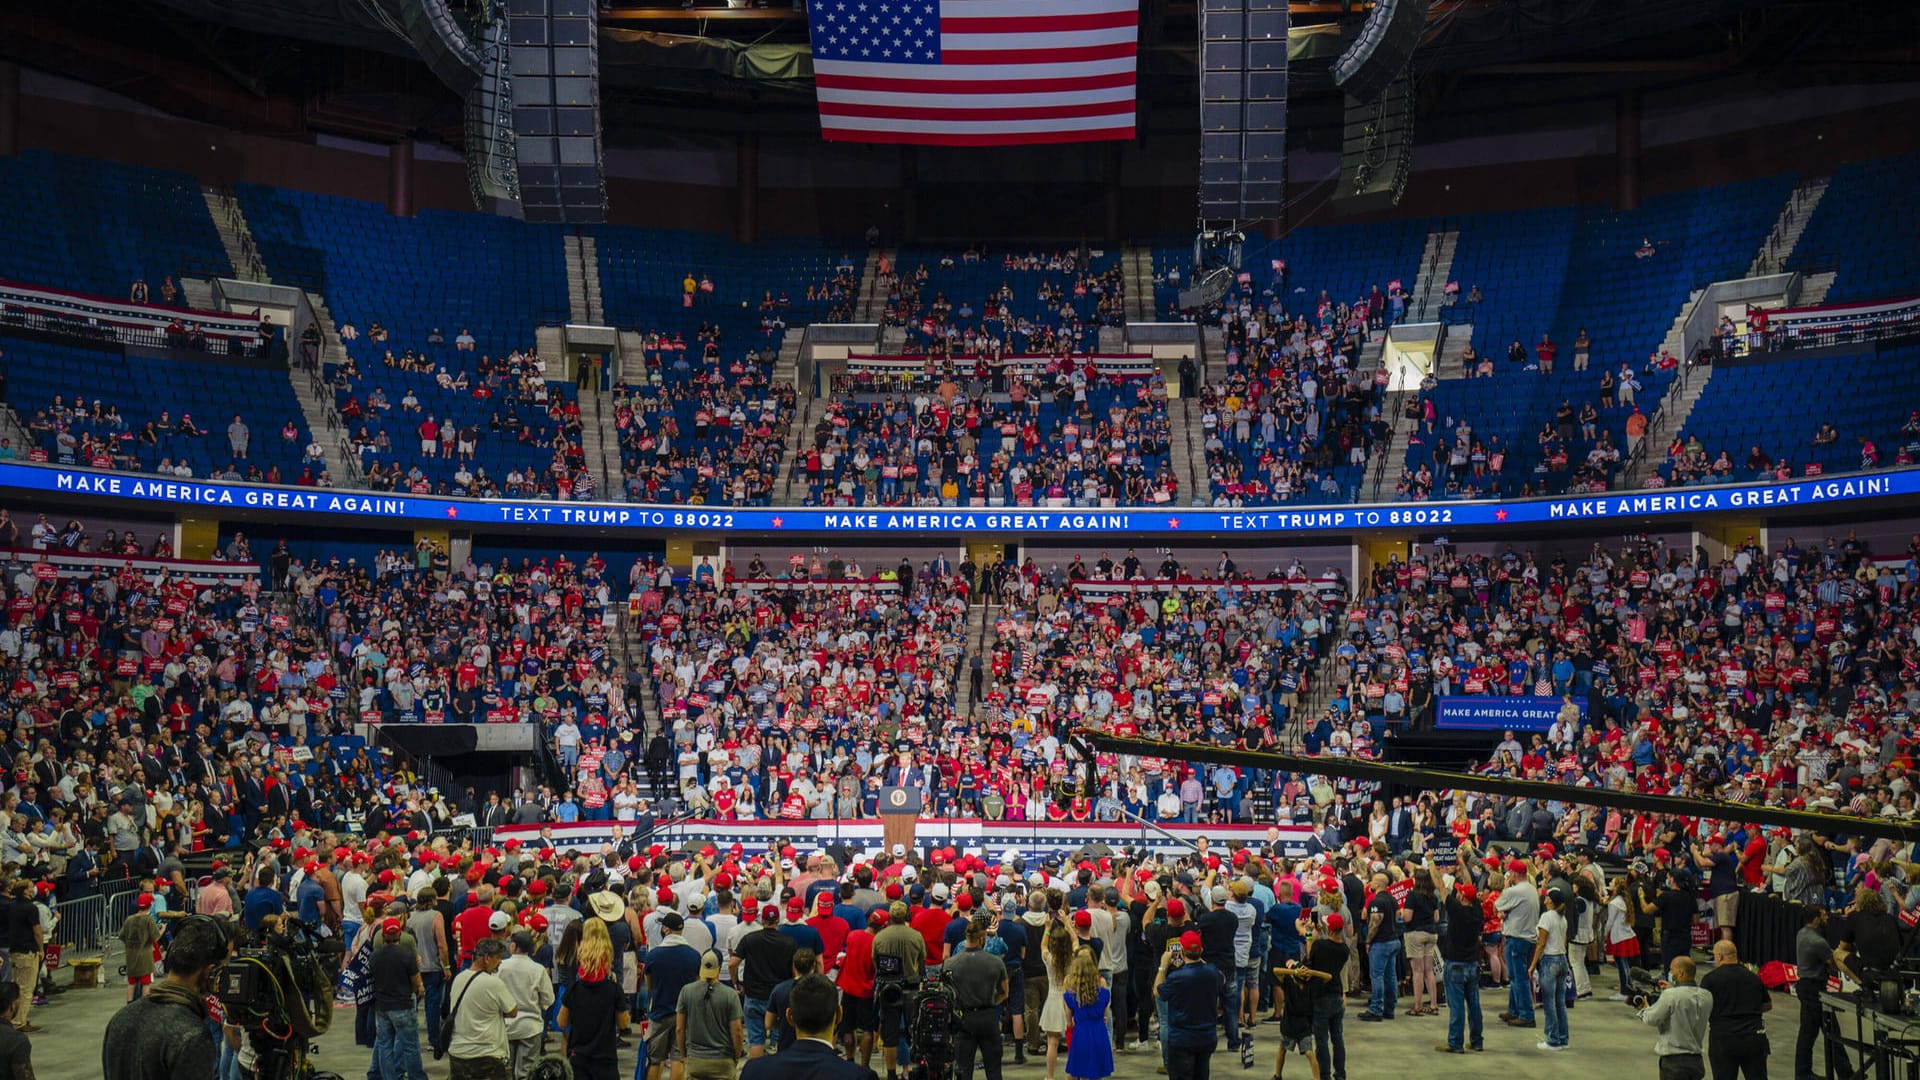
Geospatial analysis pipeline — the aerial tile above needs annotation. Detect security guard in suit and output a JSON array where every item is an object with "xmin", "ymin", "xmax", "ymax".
[{"xmin": 740, "ymin": 974, "xmax": 879, "ymax": 1080}]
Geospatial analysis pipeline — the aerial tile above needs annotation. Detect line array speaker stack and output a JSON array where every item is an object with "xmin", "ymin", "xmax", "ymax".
[
  {"xmin": 465, "ymin": 10, "xmax": 522, "ymax": 216},
  {"xmin": 507, "ymin": 0, "xmax": 607, "ymax": 224},
  {"xmin": 1198, "ymin": 0, "xmax": 1289, "ymax": 224},
  {"xmin": 1332, "ymin": 0, "xmax": 1429, "ymax": 102},
  {"xmin": 1335, "ymin": 71, "xmax": 1414, "ymax": 213}
]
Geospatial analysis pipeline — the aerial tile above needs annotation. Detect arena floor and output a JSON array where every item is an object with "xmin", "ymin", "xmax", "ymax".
[{"xmin": 35, "ymin": 970, "xmax": 1822, "ymax": 1080}]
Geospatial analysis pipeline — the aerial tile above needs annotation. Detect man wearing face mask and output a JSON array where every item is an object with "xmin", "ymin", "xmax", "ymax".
[{"xmin": 102, "ymin": 915, "xmax": 231, "ymax": 1080}]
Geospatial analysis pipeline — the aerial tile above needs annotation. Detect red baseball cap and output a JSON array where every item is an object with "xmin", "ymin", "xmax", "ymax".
[
  {"xmin": 1456, "ymin": 883, "xmax": 1478, "ymax": 903},
  {"xmin": 529, "ymin": 880, "xmax": 549, "ymax": 897},
  {"xmin": 816, "ymin": 893, "xmax": 835, "ymax": 912},
  {"xmin": 885, "ymin": 883, "xmax": 904, "ymax": 900},
  {"xmin": 1179, "ymin": 930, "xmax": 1203, "ymax": 951},
  {"xmin": 787, "ymin": 897, "xmax": 805, "ymax": 914},
  {"xmin": 528, "ymin": 912, "xmax": 549, "ymax": 931},
  {"xmin": 714, "ymin": 873, "xmax": 734, "ymax": 890},
  {"xmin": 382, "ymin": 917, "xmax": 402, "ymax": 935},
  {"xmin": 657, "ymin": 886, "xmax": 675, "ymax": 906},
  {"xmin": 136, "ymin": 894, "xmax": 153, "ymax": 910},
  {"xmin": 1325, "ymin": 913, "xmax": 1345, "ymax": 932},
  {"xmin": 1072, "ymin": 910, "xmax": 1092, "ymax": 928},
  {"xmin": 955, "ymin": 894, "xmax": 974, "ymax": 911},
  {"xmin": 1165, "ymin": 898, "xmax": 1186, "ymax": 919},
  {"xmin": 742, "ymin": 896, "xmax": 760, "ymax": 915}
]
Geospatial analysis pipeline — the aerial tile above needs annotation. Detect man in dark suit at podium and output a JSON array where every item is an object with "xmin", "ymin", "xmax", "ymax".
[{"xmin": 741, "ymin": 973, "xmax": 878, "ymax": 1080}]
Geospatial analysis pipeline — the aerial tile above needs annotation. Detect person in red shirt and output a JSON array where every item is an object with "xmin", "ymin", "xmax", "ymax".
[
  {"xmin": 910, "ymin": 886, "xmax": 954, "ymax": 964},
  {"xmin": 838, "ymin": 908, "xmax": 884, "ymax": 1065},
  {"xmin": 807, "ymin": 893, "xmax": 849, "ymax": 971},
  {"xmin": 450, "ymin": 882, "xmax": 497, "ymax": 966}
]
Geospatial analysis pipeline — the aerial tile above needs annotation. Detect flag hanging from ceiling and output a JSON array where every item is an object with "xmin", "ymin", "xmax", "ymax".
[{"xmin": 806, "ymin": 0, "xmax": 1139, "ymax": 146}]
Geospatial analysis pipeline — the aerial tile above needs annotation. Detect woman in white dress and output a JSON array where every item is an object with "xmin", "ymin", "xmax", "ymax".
[{"xmin": 1041, "ymin": 918, "xmax": 1074, "ymax": 1080}]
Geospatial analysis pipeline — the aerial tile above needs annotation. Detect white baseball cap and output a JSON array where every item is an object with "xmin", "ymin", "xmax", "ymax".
[
  {"xmin": 930, "ymin": 883, "xmax": 950, "ymax": 901},
  {"xmin": 487, "ymin": 910, "xmax": 511, "ymax": 931},
  {"xmin": 892, "ymin": 843, "xmax": 907, "ymax": 856}
]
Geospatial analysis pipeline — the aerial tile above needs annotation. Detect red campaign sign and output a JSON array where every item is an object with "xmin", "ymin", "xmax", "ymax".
[
  {"xmin": 144, "ymin": 657, "xmax": 165, "ymax": 674},
  {"xmin": 269, "ymin": 614, "xmax": 289, "ymax": 629},
  {"xmin": 362, "ymin": 710, "xmax": 382, "ymax": 724},
  {"xmin": 164, "ymin": 597, "xmax": 189, "ymax": 614},
  {"xmin": 1691, "ymin": 922, "xmax": 1712, "ymax": 947},
  {"xmin": 153, "ymin": 618, "xmax": 174, "ymax": 632},
  {"xmin": 51, "ymin": 672, "xmax": 78, "ymax": 689},
  {"xmin": 424, "ymin": 711, "xmax": 445, "ymax": 724},
  {"xmin": 25, "ymin": 449, "xmax": 45, "ymax": 463},
  {"xmin": 31, "ymin": 564, "xmax": 56, "ymax": 581},
  {"xmin": 115, "ymin": 659, "xmax": 138, "ymax": 676},
  {"xmin": 1388, "ymin": 879, "xmax": 1414, "ymax": 902}
]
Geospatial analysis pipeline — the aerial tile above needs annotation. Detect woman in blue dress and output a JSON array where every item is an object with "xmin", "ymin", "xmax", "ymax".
[{"xmin": 1062, "ymin": 947, "xmax": 1114, "ymax": 1080}]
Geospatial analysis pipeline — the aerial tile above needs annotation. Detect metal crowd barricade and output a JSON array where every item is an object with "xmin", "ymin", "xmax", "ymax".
[{"xmin": 50, "ymin": 888, "xmax": 140, "ymax": 972}]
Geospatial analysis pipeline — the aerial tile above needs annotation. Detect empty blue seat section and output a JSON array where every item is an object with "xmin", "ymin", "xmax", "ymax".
[
  {"xmin": 0, "ymin": 150, "xmax": 229, "ymax": 298},
  {"xmin": 593, "ymin": 226, "xmax": 852, "ymax": 348},
  {"xmin": 6, "ymin": 339, "xmax": 311, "ymax": 480},
  {"xmin": 235, "ymin": 185, "xmax": 571, "ymax": 364},
  {"xmin": 889, "ymin": 250, "xmax": 1121, "ymax": 352},
  {"xmin": 1796, "ymin": 153, "xmax": 1920, "ymax": 303},
  {"xmin": 1151, "ymin": 217, "xmax": 1433, "ymax": 321},
  {"xmin": 1661, "ymin": 346, "xmax": 1920, "ymax": 483},
  {"xmin": 1410, "ymin": 174, "xmax": 1795, "ymax": 497}
]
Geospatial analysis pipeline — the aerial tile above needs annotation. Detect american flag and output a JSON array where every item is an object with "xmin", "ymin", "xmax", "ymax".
[{"xmin": 806, "ymin": 0, "xmax": 1139, "ymax": 146}]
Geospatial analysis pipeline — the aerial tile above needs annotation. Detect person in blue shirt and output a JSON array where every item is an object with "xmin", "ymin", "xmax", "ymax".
[
  {"xmin": 766, "ymin": 948, "xmax": 818, "ymax": 1053},
  {"xmin": 643, "ymin": 913, "xmax": 704, "ymax": 1065},
  {"xmin": 778, "ymin": 898, "xmax": 826, "ymax": 955},
  {"xmin": 242, "ymin": 867, "xmax": 284, "ymax": 931},
  {"xmin": 1156, "ymin": 931, "xmax": 1223, "ymax": 1080},
  {"xmin": 294, "ymin": 864, "xmax": 326, "ymax": 926}
]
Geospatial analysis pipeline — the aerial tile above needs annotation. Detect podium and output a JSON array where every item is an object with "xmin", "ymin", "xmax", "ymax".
[{"xmin": 878, "ymin": 786, "xmax": 923, "ymax": 857}]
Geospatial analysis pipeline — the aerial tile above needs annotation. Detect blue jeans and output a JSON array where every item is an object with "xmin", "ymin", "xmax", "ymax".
[
  {"xmin": 1367, "ymin": 939, "xmax": 1401, "ymax": 1018},
  {"xmin": 1443, "ymin": 960, "xmax": 1483, "ymax": 1049},
  {"xmin": 421, "ymin": 970, "xmax": 445, "ymax": 1032},
  {"xmin": 1504, "ymin": 936, "xmax": 1535, "ymax": 1022},
  {"xmin": 1157, "ymin": 996, "xmax": 1172, "ymax": 1070},
  {"xmin": 1537, "ymin": 956, "xmax": 1569, "ymax": 1047},
  {"xmin": 1220, "ymin": 966, "xmax": 1243, "ymax": 1046},
  {"xmin": 745, "ymin": 996, "xmax": 770, "ymax": 1049},
  {"xmin": 375, "ymin": 1007, "xmax": 428, "ymax": 1080}
]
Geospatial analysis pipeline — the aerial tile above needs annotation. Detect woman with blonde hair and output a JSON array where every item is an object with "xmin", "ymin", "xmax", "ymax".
[
  {"xmin": 1041, "ymin": 920, "xmax": 1075, "ymax": 1080},
  {"xmin": 559, "ymin": 920, "xmax": 627, "ymax": 1080},
  {"xmin": 1063, "ymin": 947, "xmax": 1113, "ymax": 1080}
]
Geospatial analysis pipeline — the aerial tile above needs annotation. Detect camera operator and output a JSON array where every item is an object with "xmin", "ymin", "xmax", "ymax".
[
  {"xmin": 1838, "ymin": 888, "xmax": 1905, "ymax": 983},
  {"xmin": 946, "ymin": 915, "xmax": 1010, "ymax": 1080},
  {"xmin": 1635, "ymin": 955, "xmax": 1711, "ymax": 1080},
  {"xmin": 1698, "ymin": 942, "xmax": 1770, "ymax": 1080},
  {"xmin": 102, "ymin": 915, "xmax": 231, "ymax": 1080},
  {"xmin": 872, "ymin": 901, "xmax": 928, "ymax": 1080}
]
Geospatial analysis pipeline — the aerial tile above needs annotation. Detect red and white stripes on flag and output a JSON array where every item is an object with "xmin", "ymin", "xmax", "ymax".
[{"xmin": 807, "ymin": 0, "xmax": 1139, "ymax": 146}]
